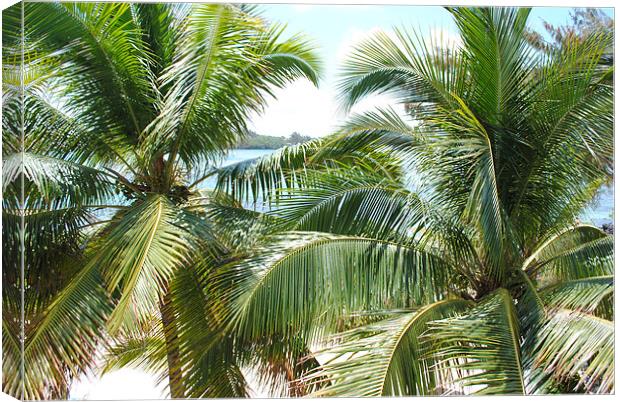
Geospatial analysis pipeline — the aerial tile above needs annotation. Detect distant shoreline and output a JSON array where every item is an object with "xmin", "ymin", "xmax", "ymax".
[
  {"xmin": 234, "ymin": 145, "xmax": 282, "ymax": 150},
  {"xmin": 236, "ymin": 131, "xmax": 312, "ymax": 149}
]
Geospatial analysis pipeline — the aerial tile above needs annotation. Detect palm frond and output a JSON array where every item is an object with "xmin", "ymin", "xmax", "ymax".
[
  {"xmin": 532, "ymin": 235, "xmax": 613, "ymax": 283},
  {"xmin": 90, "ymin": 195, "xmax": 202, "ymax": 333},
  {"xmin": 3, "ymin": 152, "xmax": 115, "ymax": 209},
  {"xmin": 25, "ymin": 2, "xmax": 156, "ymax": 139},
  {"xmin": 510, "ymin": 29, "xmax": 613, "ymax": 230},
  {"xmin": 214, "ymin": 139, "xmax": 323, "ymax": 204},
  {"xmin": 241, "ymin": 335, "xmax": 323, "ymax": 397},
  {"xmin": 215, "ymin": 232, "xmax": 452, "ymax": 343},
  {"xmin": 509, "ymin": 270, "xmax": 552, "ymax": 393},
  {"xmin": 541, "ymin": 276, "xmax": 613, "ymax": 315},
  {"xmin": 269, "ymin": 166, "xmax": 415, "ymax": 239},
  {"xmin": 129, "ymin": 3, "xmax": 188, "ymax": 80},
  {"xmin": 144, "ymin": 4, "xmax": 320, "ymax": 172},
  {"xmin": 529, "ymin": 309, "xmax": 613, "ymax": 393},
  {"xmin": 314, "ymin": 107, "xmax": 418, "ymax": 164},
  {"xmin": 102, "ymin": 325, "xmax": 167, "ymax": 379},
  {"xmin": 203, "ymin": 198, "xmax": 285, "ymax": 252},
  {"xmin": 171, "ymin": 262, "xmax": 250, "ymax": 398},
  {"xmin": 15, "ymin": 256, "xmax": 112, "ymax": 400},
  {"xmin": 242, "ymin": 22, "xmax": 321, "ymax": 89},
  {"xmin": 267, "ymin": 167, "xmax": 474, "ymax": 270},
  {"xmin": 305, "ymin": 299, "xmax": 472, "ymax": 396},
  {"xmin": 337, "ymin": 26, "xmax": 467, "ymax": 111},
  {"xmin": 426, "ymin": 289, "xmax": 525, "ymax": 395},
  {"xmin": 447, "ymin": 7, "xmax": 534, "ymax": 125}
]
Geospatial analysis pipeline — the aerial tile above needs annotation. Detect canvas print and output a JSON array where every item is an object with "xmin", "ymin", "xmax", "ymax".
[{"xmin": 1, "ymin": 1, "xmax": 614, "ymax": 399}]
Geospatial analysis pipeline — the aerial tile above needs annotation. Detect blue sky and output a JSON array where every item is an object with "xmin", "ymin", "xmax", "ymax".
[
  {"xmin": 262, "ymin": 5, "xmax": 611, "ymax": 83},
  {"xmin": 248, "ymin": 5, "xmax": 614, "ymax": 138}
]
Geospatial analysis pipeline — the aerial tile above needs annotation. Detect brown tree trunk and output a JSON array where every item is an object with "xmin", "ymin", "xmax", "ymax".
[{"xmin": 159, "ymin": 291, "xmax": 185, "ymax": 399}]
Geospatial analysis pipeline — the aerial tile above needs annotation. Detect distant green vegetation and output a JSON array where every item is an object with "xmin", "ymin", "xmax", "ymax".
[{"xmin": 236, "ymin": 131, "xmax": 313, "ymax": 149}]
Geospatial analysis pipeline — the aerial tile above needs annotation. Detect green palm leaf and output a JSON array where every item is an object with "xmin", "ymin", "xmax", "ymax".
[
  {"xmin": 171, "ymin": 261, "xmax": 250, "ymax": 398},
  {"xmin": 314, "ymin": 107, "xmax": 419, "ymax": 165},
  {"xmin": 426, "ymin": 289, "xmax": 525, "ymax": 394},
  {"xmin": 3, "ymin": 152, "xmax": 115, "ymax": 209},
  {"xmin": 93, "ymin": 195, "xmax": 203, "ymax": 333},
  {"xmin": 216, "ymin": 232, "xmax": 451, "ymax": 342},
  {"xmin": 447, "ymin": 7, "xmax": 533, "ymax": 124},
  {"xmin": 270, "ymin": 167, "xmax": 414, "ymax": 238},
  {"xmin": 338, "ymin": 27, "xmax": 467, "ymax": 111},
  {"xmin": 530, "ymin": 233, "xmax": 613, "ymax": 283},
  {"xmin": 305, "ymin": 299, "xmax": 472, "ymax": 396},
  {"xmin": 25, "ymin": 2, "xmax": 155, "ymax": 139},
  {"xmin": 214, "ymin": 139, "xmax": 323, "ymax": 204},
  {"xmin": 15, "ymin": 256, "xmax": 113, "ymax": 400},
  {"xmin": 102, "ymin": 321, "xmax": 168, "ymax": 379},
  {"xmin": 145, "ymin": 3, "xmax": 320, "ymax": 173},
  {"xmin": 541, "ymin": 276, "xmax": 613, "ymax": 315},
  {"xmin": 530, "ymin": 309, "xmax": 613, "ymax": 393}
]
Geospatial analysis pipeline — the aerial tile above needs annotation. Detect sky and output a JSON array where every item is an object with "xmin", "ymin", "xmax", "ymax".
[
  {"xmin": 68, "ymin": 4, "xmax": 613, "ymax": 400},
  {"xmin": 248, "ymin": 4, "xmax": 613, "ymax": 138}
]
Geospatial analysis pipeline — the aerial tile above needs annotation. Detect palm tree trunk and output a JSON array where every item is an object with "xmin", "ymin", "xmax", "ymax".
[{"xmin": 159, "ymin": 291, "xmax": 185, "ymax": 399}]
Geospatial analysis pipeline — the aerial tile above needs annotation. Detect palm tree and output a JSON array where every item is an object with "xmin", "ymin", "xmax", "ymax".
[
  {"xmin": 2, "ymin": 2, "xmax": 319, "ymax": 399},
  {"xmin": 213, "ymin": 7, "xmax": 613, "ymax": 395}
]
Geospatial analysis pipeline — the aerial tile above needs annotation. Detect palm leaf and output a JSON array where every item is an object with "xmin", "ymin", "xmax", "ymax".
[
  {"xmin": 541, "ymin": 276, "xmax": 613, "ymax": 315},
  {"xmin": 171, "ymin": 261, "xmax": 250, "ymax": 398},
  {"xmin": 145, "ymin": 4, "xmax": 320, "ymax": 173},
  {"xmin": 529, "ymin": 309, "xmax": 613, "ymax": 393},
  {"xmin": 337, "ymin": 26, "xmax": 467, "ymax": 111},
  {"xmin": 214, "ymin": 139, "xmax": 323, "ymax": 204},
  {"xmin": 16, "ymin": 255, "xmax": 112, "ymax": 400},
  {"xmin": 27, "ymin": 2, "xmax": 155, "ymax": 134},
  {"xmin": 90, "ymin": 195, "xmax": 203, "ymax": 333},
  {"xmin": 2, "ymin": 152, "xmax": 115, "ymax": 209},
  {"xmin": 215, "ymin": 232, "xmax": 452, "ymax": 343},
  {"xmin": 102, "ymin": 322, "xmax": 168, "ymax": 379},
  {"xmin": 447, "ymin": 7, "xmax": 533, "ymax": 125},
  {"xmin": 426, "ymin": 288, "xmax": 525, "ymax": 395},
  {"xmin": 314, "ymin": 107, "xmax": 419, "ymax": 165},
  {"xmin": 305, "ymin": 298, "xmax": 472, "ymax": 396},
  {"xmin": 532, "ymin": 235, "xmax": 613, "ymax": 283}
]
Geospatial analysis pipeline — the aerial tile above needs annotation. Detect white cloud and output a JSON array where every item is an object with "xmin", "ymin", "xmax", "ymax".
[
  {"xmin": 248, "ymin": 15, "xmax": 380, "ymax": 139},
  {"xmin": 250, "ymin": 80, "xmax": 409, "ymax": 138},
  {"xmin": 249, "ymin": 26, "xmax": 415, "ymax": 138},
  {"xmin": 248, "ymin": 27, "xmax": 397, "ymax": 138},
  {"xmin": 338, "ymin": 26, "xmax": 462, "ymax": 63},
  {"xmin": 249, "ymin": 80, "xmax": 338, "ymax": 137},
  {"xmin": 337, "ymin": 27, "xmax": 375, "ymax": 63}
]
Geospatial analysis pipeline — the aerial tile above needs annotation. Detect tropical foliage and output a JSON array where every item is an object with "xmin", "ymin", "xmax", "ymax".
[
  {"xmin": 214, "ymin": 6, "xmax": 614, "ymax": 396},
  {"xmin": 526, "ymin": 7, "xmax": 613, "ymax": 56},
  {"xmin": 2, "ymin": 2, "xmax": 319, "ymax": 399},
  {"xmin": 1, "ymin": 4, "xmax": 614, "ymax": 399}
]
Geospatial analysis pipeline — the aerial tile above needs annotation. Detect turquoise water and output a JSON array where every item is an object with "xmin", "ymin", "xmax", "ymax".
[
  {"xmin": 218, "ymin": 149, "xmax": 614, "ymax": 226},
  {"xmin": 221, "ymin": 149, "xmax": 274, "ymax": 166}
]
